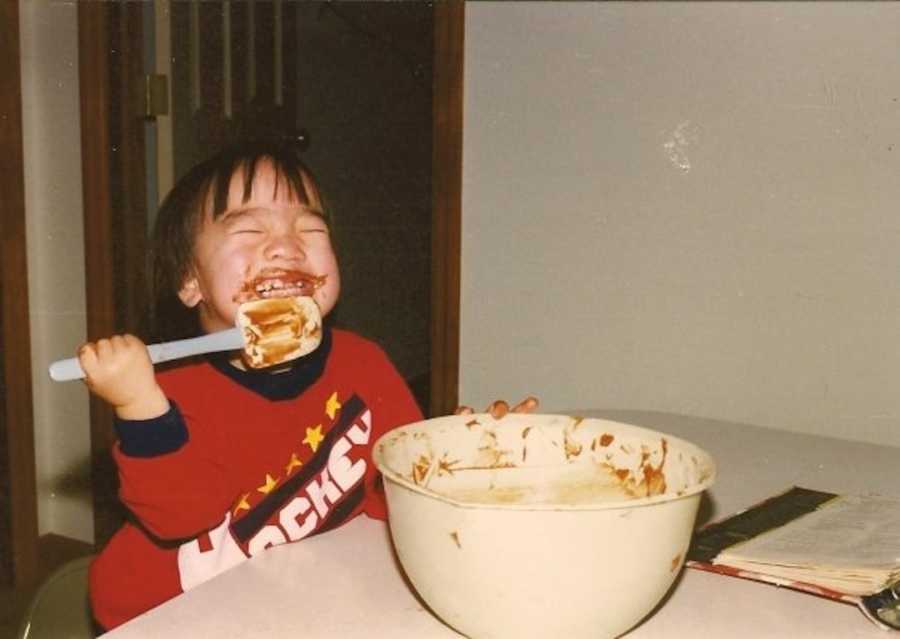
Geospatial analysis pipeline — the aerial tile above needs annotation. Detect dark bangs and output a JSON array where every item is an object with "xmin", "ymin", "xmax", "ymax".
[{"xmin": 204, "ymin": 144, "xmax": 327, "ymax": 223}]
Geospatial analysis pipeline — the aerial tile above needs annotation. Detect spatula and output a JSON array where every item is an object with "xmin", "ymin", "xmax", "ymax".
[
  {"xmin": 48, "ymin": 296, "xmax": 322, "ymax": 382},
  {"xmin": 49, "ymin": 328, "xmax": 245, "ymax": 382}
]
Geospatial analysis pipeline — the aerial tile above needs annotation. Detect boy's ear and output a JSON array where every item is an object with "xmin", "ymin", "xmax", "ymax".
[{"xmin": 177, "ymin": 275, "xmax": 203, "ymax": 308}]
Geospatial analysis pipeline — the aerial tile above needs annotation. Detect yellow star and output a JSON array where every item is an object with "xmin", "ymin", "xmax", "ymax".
[
  {"xmin": 233, "ymin": 493, "xmax": 251, "ymax": 515},
  {"xmin": 325, "ymin": 392, "xmax": 342, "ymax": 419},
  {"xmin": 303, "ymin": 424, "xmax": 325, "ymax": 452},
  {"xmin": 257, "ymin": 474, "xmax": 278, "ymax": 495},
  {"xmin": 285, "ymin": 452, "xmax": 303, "ymax": 475}
]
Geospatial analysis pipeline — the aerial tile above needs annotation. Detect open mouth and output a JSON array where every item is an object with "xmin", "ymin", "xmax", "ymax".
[{"xmin": 234, "ymin": 270, "xmax": 326, "ymax": 303}]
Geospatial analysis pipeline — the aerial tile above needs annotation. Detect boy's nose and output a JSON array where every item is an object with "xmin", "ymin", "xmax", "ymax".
[{"xmin": 263, "ymin": 234, "xmax": 306, "ymax": 261}]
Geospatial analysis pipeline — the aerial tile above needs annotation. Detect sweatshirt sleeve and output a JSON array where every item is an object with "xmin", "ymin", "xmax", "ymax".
[
  {"xmin": 113, "ymin": 394, "xmax": 235, "ymax": 541},
  {"xmin": 114, "ymin": 402, "xmax": 188, "ymax": 458}
]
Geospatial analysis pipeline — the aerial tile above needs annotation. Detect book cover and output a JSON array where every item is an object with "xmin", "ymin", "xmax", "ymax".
[{"xmin": 686, "ymin": 486, "xmax": 900, "ymax": 631}]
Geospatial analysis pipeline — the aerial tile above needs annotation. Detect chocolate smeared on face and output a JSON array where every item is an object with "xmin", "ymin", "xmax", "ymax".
[{"xmin": 233, "ymin": 270, "xmax": 326, "ymax": 304}]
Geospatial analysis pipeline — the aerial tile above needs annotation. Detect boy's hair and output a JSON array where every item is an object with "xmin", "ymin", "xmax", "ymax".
[{"xmin": 150, "ymin": 139, "xmax": 328, "ymax": 341}]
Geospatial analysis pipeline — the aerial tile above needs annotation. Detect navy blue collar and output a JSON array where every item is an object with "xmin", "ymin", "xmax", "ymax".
[{"xmin": 206, "ymin": 326, "xmax": 333, "ymax": 401}]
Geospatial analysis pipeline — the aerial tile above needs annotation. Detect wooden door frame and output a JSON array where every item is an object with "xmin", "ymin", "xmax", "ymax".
[
  {"xmin": 79, "ymin": 2, "xmax": 150, "ymax": 547},
  {"xmin": 78, "ymin": 2, "xmax": 120, "ymax": 548},
  {"xmin": 430, "ymin": 0, "xmax": 464, "ymax": 417},
  {"xmin": 0, "ymin": 0, "xmax": 40, "ymax": 590}
]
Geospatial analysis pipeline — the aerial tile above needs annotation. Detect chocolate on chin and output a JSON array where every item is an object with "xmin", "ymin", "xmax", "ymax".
[{"xmin": 236, "ymin": 296, "xmax": 323, "ymax": 369}]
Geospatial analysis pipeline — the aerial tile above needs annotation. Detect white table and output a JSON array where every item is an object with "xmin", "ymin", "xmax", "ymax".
[{"xmin": 105, "ymin": 410, "xmax": 900, "ymax": 638}]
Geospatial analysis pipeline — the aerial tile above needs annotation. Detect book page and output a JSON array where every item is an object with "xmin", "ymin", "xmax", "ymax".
[{"xmin": 717, "ymin": 494, "xmax": 900, "ymax": 570}]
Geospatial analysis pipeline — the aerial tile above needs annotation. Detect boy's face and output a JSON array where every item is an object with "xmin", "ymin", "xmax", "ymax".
[{"xmin": 178, "ymin": 161, "xmax": 341, "ymax": 335}]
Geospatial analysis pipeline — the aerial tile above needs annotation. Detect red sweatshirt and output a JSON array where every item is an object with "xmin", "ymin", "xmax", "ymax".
[{"xmin": 89, "ymin": 328, "xmax": 423, "ymax": 630}]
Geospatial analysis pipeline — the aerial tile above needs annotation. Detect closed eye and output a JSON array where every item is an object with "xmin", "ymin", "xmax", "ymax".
[
  {"xmin": 226, "ymin": 222, "xmax": 264, "ymax": 235},
  {"xmin": 222, "ymin": 211, "xmax": 265, "ymax": 235},
  {"xmin": 297, "ymin": 219, "xmax": 329, "ymax": 234}
]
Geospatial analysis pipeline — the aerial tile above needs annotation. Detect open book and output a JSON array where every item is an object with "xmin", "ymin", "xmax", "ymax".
[{"xmin": 686, "ymin": 487, "xmax": 900, "ymax": 631}]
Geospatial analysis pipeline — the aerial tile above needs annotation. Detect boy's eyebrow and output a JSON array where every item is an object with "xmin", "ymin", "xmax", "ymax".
[
  {"xmin": 302, "ymin": 205, "xmax": 328, "ymax": 220},
  {"xmin": 215, "ymin": 207, "xmax": 256, "ymax": 224}
]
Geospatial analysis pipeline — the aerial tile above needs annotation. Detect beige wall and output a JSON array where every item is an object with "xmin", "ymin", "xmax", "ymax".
[
  {"xmin": 20, "ymin": 2, "xmax": 93, "ymax": 543},
  {"xmin": 461, "ymin": 2, "xmax": 900, "ymax": 446}
]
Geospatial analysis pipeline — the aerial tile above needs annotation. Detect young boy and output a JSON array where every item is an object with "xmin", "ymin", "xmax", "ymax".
[{"xmin": 80, "ymin": 141, "xmax": 427, "ymax": 630}]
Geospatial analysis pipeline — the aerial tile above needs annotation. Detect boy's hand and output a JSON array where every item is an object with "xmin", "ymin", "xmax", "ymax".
[
  {"xmin": 78, "ymin": 334, "xmax": 169, "ymax": 421},
  {"xmin": 455, "ymin": 396, "xmax": 539, "ymax": 420}
]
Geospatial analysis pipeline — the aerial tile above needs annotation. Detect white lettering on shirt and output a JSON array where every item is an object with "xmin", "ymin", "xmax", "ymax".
[
  {"xmin": 248, "ymin": 525, "xmax": 288, "ymax": 556},
  {"xmin": 327, "ymin": 437, "xmax": 366, "ymax": 491},
  {"xmin": 177, "ymin": 512, "xmax": 246, "ymax": 591},
  {"xmin": 279, "ymin": 496, "xmax": 318, "ymax": 542},
  {"xmin": 176, "ymin": 408, "xmax": 374, "ymax": 590}
]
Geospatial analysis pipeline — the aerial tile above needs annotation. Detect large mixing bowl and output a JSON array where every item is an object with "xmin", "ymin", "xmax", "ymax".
[{"xmin": 373, "ymin": 413, "xmax": 716, "ymax": 639}]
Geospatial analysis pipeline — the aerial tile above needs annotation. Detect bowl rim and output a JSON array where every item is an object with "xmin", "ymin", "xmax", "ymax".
[{"xmin": 372, "ymin": 413, "xmax": 717, "ymax": 512}]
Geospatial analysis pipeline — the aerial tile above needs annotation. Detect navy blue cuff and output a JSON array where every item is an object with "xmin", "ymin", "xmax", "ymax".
[{"xmin": 115, "ymin": 401, "xmax": 189, "ymax": 458}]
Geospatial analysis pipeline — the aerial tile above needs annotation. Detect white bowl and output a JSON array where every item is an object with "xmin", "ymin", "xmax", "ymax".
[{"xmin": 373, "ymin": 413, "xmax": 716, "ymax": 639}]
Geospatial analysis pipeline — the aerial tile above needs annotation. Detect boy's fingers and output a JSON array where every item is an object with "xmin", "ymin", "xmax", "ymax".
[
  {"xmin": 77, "ymin": 343, "xmax": 97, "ymax": 369},
  {"xmin": 455, "ymin": 398, "xmax": 538, "ymax": 418},
  {"xmin": 95, "ymin": 338, "xmax": 113, "ymax": 359},
  {"xmin": 487, "ymin": 400, "xmax": 509, "ymax": 419},
  {"xmin": 77, "ymin": 343, "xmax": 102, "ymax": 387},
  {"xmin": 108, "ymin": 335, "xmax": 126, "ymax": 355},
  {"xmin": 511, "ymin": 396, "xmax": 539, "ymax": 414}
]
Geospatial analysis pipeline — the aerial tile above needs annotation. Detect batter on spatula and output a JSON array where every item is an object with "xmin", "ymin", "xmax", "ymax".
[{"xmin": 237, "ymin": 295, "xmax": 322, "ymax": 368}]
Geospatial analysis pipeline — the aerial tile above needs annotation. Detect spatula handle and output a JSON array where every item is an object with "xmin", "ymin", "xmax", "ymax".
[{"xmin": 48, "ymin": 328, "xmax": 244, "ymax": 382}]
